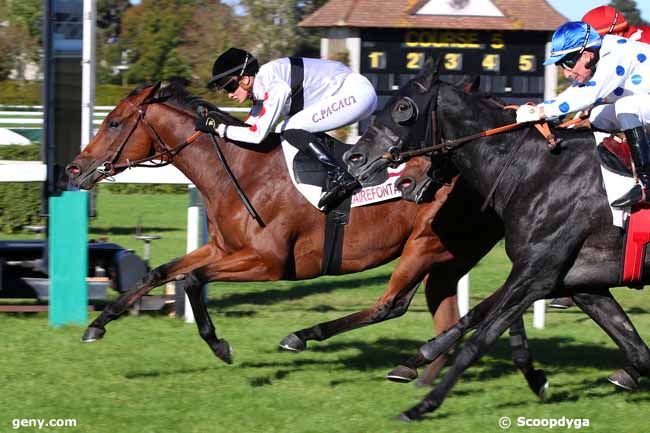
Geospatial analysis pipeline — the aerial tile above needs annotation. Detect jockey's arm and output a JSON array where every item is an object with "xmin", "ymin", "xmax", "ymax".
[
  {"xmin": 539, "ymin": 50, "xmax": 634, "ymax": 120},
  {"xmin": 223, "ymin": 81, "xmax": 291, "ymax": 144}
]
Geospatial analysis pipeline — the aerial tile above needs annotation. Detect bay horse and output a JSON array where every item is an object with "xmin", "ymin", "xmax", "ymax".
[
  {"xmin": 65, "ymin": 80, "xmax": 546, "ymax": 394},
  {"xmin": 344, "ymin": 58, "xmax": 650, "ymax": 420}
]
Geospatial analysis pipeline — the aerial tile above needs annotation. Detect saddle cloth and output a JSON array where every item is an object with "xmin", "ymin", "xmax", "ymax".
[
  {"xmin": 593, "ymin": 131, "xmax": 650, "ymax": 284},
  {"xmin": 280, "ymin": 137, "xmax": 404, "ymax": 209}
]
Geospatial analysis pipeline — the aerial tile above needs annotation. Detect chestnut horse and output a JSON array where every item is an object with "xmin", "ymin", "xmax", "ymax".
[{"xmin": 65, "ymin": 81, "xmax": 544, "ymax": 393}]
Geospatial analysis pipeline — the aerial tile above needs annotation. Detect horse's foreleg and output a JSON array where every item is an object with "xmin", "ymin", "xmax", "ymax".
[
  {"xmin": 181, "ymin": 270, "xmax": 233, "ymax": 364},
  {"xmin": 388, "ymin": 286, "xmax": 504, "ymax": 380},
  {"xmin": 279, "ymin": 237, "xmax": 448, "ymax": 352},
  {"xmin": 399, "ymin": 284, "xmax": 546, "ymax": 421},
  {"xmin": 81, "ymin": 244, "xmax": 218, "ymax": 342},
  {"xmin": 508, "ymin": 316, "xmax": 548, "ymax": 399},
  {"xmin": 572, "ymin": 289, "xmax": 650, "ymax": 390},
  {"xmin": 414, "ymin": 276, "xmax": 458, "ymax": 387}
]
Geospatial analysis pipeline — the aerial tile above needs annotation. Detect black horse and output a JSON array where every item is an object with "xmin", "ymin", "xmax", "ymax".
[{"xmin": 344, "ymin": 58, "xmax": 650, "ymax": 420}]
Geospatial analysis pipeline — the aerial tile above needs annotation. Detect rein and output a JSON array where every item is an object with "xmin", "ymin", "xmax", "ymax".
[
  {"xmin": 384, "ymin": 121, "xmax": 529, "ymax": 164},
  {"xmin": 380, "ymin": 83, "xmax": 590, "ymax": 213},
  {"xmin": 95, "ymin": 99, "xmax": 266, "ymax": 228}
]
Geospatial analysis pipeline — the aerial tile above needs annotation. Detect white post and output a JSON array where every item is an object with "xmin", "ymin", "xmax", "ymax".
[
  {"xmin": 81, "ymin": 0, "xmax": 96, "ymax": 149},
  {"xmin": 532, "ymin": 41, "xmax": 555, "ymax": 331},
  {"xmin": 346, "ymin": 32, "xmax": 361, "ymax": 138},
  {"xmin": 320, "ymin": 37, "xmax": 329, "ymax": 60},
  {"xmin": 533, "ymin": 300, "xmax": 546, "ymax": 329},
  {"xmin": 184, "ymin": 185, "xmax": 200, "ymax": 323},
  {"xmin": 544, "ymin": 41, "xmax": 557, "ymax": 102},
  {"xmin": 457, "ymin": 274, "xmax": 470, "ymax": 317}
]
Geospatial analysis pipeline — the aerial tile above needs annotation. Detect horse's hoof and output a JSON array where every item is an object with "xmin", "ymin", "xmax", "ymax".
[
  {"xmin": 213, "ymin": 339, "xmax": 234, "ymax": 365},
  {"xmin": 386, "ymin": 365, "xmax": 418, "ymax": 383},
  {"xmin": 527, "ymin": 369, "xmax": 549, "ymax": 401},
  {"xmin": 279, "ymin": 333, "xmax": 306, "ymax": 352},
  {"xmin": 549, "ymin": 297, "xmax": 574, "ymax": 309},
  {"xmin": 80, "ymin": 327, "xmax": 105, "ymax": 343},
  {"xmin": 394, "ymin": 413, "xmax": 413, "ymax": 422},
  {"xmin": 608, "ymin": 368, "xmax": 639, "ymax": 391}
]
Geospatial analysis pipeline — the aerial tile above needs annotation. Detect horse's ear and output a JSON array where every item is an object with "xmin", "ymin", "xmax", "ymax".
[
  {"xmin": 134, "ymin": 81, "xmax": 163, "ymax": 105},
  {"xmin": 461, "ymin": 76, "xmax": 481, "ymax": 94},
  {"xmin": 415, "ymin": 57, "xmax": 443, "ymax": 93}
]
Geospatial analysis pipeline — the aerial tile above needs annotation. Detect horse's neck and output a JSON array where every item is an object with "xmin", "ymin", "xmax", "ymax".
[
  {"xmin": 169, "ymin": 130, "xmax": 284, "ymax": 206},
  {"xmin": 148, "ymin": 104, "xmax": 286, "ymax": 211}
]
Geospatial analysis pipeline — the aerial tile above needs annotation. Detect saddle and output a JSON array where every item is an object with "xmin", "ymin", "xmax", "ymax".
[{"xmin": 597, "ymin": 135, "xmax": 633, "ymax": 177}]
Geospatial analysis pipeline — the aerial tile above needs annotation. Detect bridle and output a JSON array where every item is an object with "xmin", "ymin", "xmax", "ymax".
[
  {"xmin": 96, "ymin": 100, "xmax": 202, "ymax": 179},
  {"xmin": 90, "ymin": 96, "xmax": 266, "ymax": 227}
]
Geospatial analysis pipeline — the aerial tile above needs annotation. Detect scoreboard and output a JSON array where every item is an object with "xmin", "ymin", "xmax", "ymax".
[{"xmin": 360, "ymin": 28, "xmax": 549, "ymax": 112}]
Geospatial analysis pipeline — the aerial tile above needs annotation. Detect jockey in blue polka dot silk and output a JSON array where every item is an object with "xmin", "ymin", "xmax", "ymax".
[{"xmin": 516, "ymin": 21, "xmax": 650, "ymax": 208}]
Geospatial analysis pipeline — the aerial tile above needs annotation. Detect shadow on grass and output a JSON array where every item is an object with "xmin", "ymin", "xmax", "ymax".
[
  {"xmin": 238, "ymin": 335, "xmax": 632, "ymax": 396},
  {"xmin": 208, "ymin": 274, "xmax": 393, "ymax": 309},
  {"xmin": 124, "ymin": 365, "xmax": 219, "ymax": 379}
]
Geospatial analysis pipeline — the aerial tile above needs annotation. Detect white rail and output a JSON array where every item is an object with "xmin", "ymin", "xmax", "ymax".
[{"xmin": 0, "ymin": 161, "xmax": 190, "ymax": 184}]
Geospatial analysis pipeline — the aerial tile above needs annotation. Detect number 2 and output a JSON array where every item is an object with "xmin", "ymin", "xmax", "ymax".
[{"xmin": 406, "ymin": 52, "xmax": 424, "ymax": 69}]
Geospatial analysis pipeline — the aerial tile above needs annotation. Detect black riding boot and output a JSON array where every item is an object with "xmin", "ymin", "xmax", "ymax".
[
  {"xmin": 282, "ymin": 129, "xmax": 360, "ymax": 210},
  {"xmin": 611, "ymin": 126, "xmax": 650, "ymax": 209}
]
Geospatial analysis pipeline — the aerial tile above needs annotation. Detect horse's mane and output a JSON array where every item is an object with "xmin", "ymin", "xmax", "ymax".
[{"xmin": 129, "ymin": 78, "xmax": 247, "ymax": 127}]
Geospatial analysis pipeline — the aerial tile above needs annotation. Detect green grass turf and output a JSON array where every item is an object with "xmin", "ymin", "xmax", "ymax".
[{"xmin": 1, "ymin": 191, "xmax": 650, "ymax": 432}]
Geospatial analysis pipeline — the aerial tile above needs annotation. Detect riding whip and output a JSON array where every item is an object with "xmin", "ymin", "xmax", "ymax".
[{"xmin": 208, "ymin": 134, "xmax": 266, "ymax": 228}]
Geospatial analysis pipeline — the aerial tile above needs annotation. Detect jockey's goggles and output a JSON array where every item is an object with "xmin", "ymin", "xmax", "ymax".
[
  {"xmin": 559, "ymin": 51, "xmax": 583, "ymax": 70},
  {"xmin": 219, "ymin": 76, "xmax": 242, "ymax": 93}
]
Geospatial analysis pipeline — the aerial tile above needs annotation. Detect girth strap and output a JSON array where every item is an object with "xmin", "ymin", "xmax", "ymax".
[
  {"xmin": 289, "ymin": 57, "xmax": 305, "ymax": 116},
  {"xmin": 321, "ymin": 197, "xmax": 351, "ymax": 276}
]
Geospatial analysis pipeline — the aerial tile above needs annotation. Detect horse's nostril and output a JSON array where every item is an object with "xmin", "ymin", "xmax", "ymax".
[
  {"xmin": 348, "ymin": 153, "xmax": 366, "ymax": 165},
  {"xmin": 65, "ymin": 164, "xmax": 81, "ymax": 177},
  {"xmin": 396, "ymin": 177, "xmax": 414, "ymax": 193}
]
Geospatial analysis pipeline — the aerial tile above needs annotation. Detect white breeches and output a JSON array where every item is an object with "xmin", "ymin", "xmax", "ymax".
[
  {"xmin": 276, "ymin": 73, "xmax": 377, "ymax": 134},
  {"xmin": 590, "ymin": 94, "xmax": 650, "ymax": 132}
]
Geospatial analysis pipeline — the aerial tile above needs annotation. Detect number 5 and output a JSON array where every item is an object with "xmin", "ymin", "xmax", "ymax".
[{"xmin": 519, "ymin": 55, "xmax": 536, "ymax": 72}]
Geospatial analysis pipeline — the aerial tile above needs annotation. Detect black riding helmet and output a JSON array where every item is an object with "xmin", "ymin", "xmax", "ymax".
[{"xmin": 207, "ymin": 48, "xmax": 259, "ymax": 91}]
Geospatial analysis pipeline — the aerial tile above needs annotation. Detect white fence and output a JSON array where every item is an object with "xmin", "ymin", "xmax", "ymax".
[{"xmin": 0, "ymin": 105, "xmax": 249, "ymax": 128}]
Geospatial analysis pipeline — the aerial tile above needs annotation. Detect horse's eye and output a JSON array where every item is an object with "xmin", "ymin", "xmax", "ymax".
[
  {"xmin": 109, "ymin": 120, "xmax": 120, "ymax": 129},
  {"xmin": 397, "ymin": 103, "xmax": 409, "ymax": 111}
]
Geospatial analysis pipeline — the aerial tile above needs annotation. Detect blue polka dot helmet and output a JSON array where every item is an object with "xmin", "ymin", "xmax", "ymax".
[{"xmin": 544, "ymin": 21, "xmax": 602, "ymax": 66}]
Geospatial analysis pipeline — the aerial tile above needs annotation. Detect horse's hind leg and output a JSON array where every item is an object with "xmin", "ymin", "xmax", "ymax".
[
  {"xmin": 572, "ymin": 289, "xmax": 650, "ymax": 390},
  {"xmin": 81, "ymin": 244, "xmax": 218, "ymax": 342}
]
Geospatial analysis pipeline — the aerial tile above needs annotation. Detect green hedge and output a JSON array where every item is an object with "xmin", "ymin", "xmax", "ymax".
[{"xmin": 0, "ymin": 144, "xmax": 43, "ymax": 233}]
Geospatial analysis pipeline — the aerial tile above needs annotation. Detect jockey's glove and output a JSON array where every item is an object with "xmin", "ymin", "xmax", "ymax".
[
  {"xmin": 516, "ymin": 104, "xmax": 545, "ymax": 124},
  {"xmin": 195, "ymin": 112, "xmax": 226, "ymax": 137}
]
